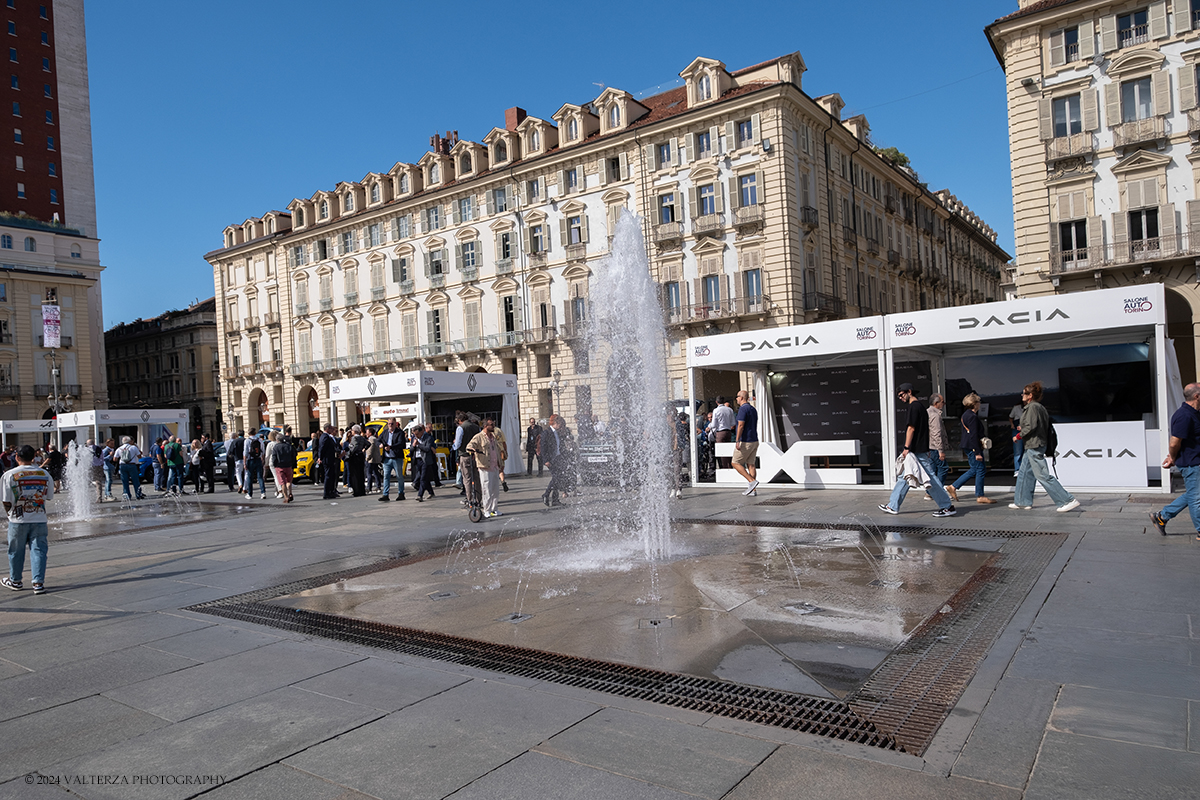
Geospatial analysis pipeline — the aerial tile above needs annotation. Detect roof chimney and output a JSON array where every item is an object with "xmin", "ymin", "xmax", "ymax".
[{"xmin": 505, "ymin": 107, "xmax": 527, "ymax": 131}]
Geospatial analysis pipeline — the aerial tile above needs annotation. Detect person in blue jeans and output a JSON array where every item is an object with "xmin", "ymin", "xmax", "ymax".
[
  {"xmin": 1151, "ymin": 383, "xmax": 1200, "ymax": 538},
  {"xmin": 1009, "ymin": 402, "xmax": 1024, "ymax": 477},
  {"xmin": 880, "ymin": 384, "xmax": 956, "ymax": 517},
  {"xmin": 1, "ymin": 445, "xmax": 54, "ymax": 593},
  {"xmin": 951, "ymin": 393, "xmax": 995, "ymax": 504},
  {"xmin": 1011, "ymin": 381, "xmax": 1080, "ymax": 513},
  {"xmin": 115, "ymin": 437, "xmax": 146, "ymax": 500}
]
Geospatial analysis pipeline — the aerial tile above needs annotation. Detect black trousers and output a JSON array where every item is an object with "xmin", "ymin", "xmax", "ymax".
[
  {"xmin": 202, "ymin": 461, "xmax": 215, "ymax": 492},
  {"xmin": 348, "ymin": 453, "xmax": 366, "ymax": 496},
  {"xmin": 414, "ymin": 459, "xmax": 436, "ymax": 498},
  {"xmin": 527, "ymin": 449, "xmax": 543, "ymax": 476},
  {"xmin": 225, "ymin": 457, "xmax": 237, "ymax": 490},
  {"xmin": 323, "ymin": 459, "xmax": 340, "ymax": 498}
]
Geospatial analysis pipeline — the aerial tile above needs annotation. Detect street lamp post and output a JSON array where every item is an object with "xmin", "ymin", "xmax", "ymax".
[{"xmin": 549, "ymin": 369, "xmax": 562, "ymax": 415}]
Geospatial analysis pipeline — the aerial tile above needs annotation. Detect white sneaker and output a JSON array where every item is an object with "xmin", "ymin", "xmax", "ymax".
[
  {"xmin": 742, "ymin": 480, "xmax": 759, "ymax": 496},
  {"xmin": 1056, "ymin": 499, "xmax": 1080, "ymax": 513},
  {"xmin": 1013, "ymin": 471, "xmax": 1020, "ymax": 478},
  {"xmin": 675, "ymin": 489, "xmax": 683, "ymax": 499},
  {"xmin": 1008, "ymin": 503, "xmax": 1032, "ymax": 510}
]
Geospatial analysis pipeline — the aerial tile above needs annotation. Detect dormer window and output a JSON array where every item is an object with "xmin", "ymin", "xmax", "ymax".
[
  {"xmin": 529, "ymin": 129, "xmax": 540, "ymax": 151},
  {"xmin": 697, "ymin": 74, "xmax": 712, "ymax": 101},
  {"xmin": 370, "ymin": 184, "xmax": 380, "ymax": 203},
  {"xmin": 295, "ymin": 208, "xmax": 305, "ymax": 227},
  {"xmin": 344, "ymin": 194, "xmax": 354, "ymax": 212},
  {"xmin": 608, "ymin": 105, "xmax": 620, "ymax": 128},
  {"xmin": 429, "ymin": 163, "xmax": 439, "ymax": 184},
  {"xmin": 495, "ymin": 140, "xmax": 507, "ymax": 162},
  {"xmin": 319, "ymin": 201, "xmax": 329, "ymax": 220},
  {"xmin": 399, "ymin": 174, "xmax": 409, "ymax": 193},
  {"xmin": 567, "ymin": 119, "xmax": 579, "ymax": 141},
  {"xmin": 460, "ymin": 154, "xmax": 471, "ymax": 174}
]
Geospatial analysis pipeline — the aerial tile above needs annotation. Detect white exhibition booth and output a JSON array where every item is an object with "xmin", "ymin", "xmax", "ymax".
[
  {"xmin": 327, "ymin": 370, "xmax": 523, "ymax": 475},
  {"xmin": 687, "ymin": 284, "xmax": 1171, "ymax": 494},
  {"xmin": 55, "ymin": 408, "xmax": 191, "ymax": 449},
  {"xmin": 1, "ymin": 419, "xmax": 59, "ymax": 449}
]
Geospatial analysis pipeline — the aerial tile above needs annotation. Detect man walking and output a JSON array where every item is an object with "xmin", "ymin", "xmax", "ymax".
[
  {"xmin": 318, "ymin": 424, "xmax": 340, "ymax": 500},
  {"xmin": 164, "ymin": 435, "xmax": 185, "ymax": 494},
  {"xmin": 1151, "ymin": 383, "xmax": 1200, "ymax": 538},
  {"xmin": 711, "ymin": 396, "xmax": 736, "ymax": 470},
  {"xmin": 224, "ymin": 430, "xmax": 238, "ymax": 492},
  {"xmin": 231, "ymin": 429, "xmax": 247, "ymax": 494},
  {"xmin": 732, "ymin": 390, "xmax": 759, "ymax": 496},
  {"xmin": 199, "ymin": 434, "xmax": 216, "ymax": 493},
  {"xmin": 466, "ymin": 417, "xmax": 504, "ymax": 518},
  {"xmin": 880, "ymin": 383, "xmax": 957, "ymax": 517},
  {"xmin": 377, "ymin": 418, "xmax": 407, "ymax": 502},
  {"xmin": 1, "ymin": 445, "xmax": 53, "ymax": 593},
  {"xmin": 411, "ymin": 424, "xmax": 437, "ymax": 501},
  {"xmin": 243, "ymin": 430, "xmax": 266, "ymax": 499},
  {"xmin": 149, "ymin": 437, "xmax": 166, "ymax": 492},
  {"xmin": 526, "ymin": 418, "xmax": 543, "ymax": 477},
  {"xmin": 1011, "ymin": 381, "xmax": 1081, "ymax": 513}
]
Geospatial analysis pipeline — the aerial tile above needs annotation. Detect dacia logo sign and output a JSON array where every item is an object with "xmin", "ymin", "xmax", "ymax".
[
  {"xmin": 367, "ymin": 377, "xmax": 378, "ymax": 396},
  {"xmin": 856, "ymin": 326, "xmax": 877, "ymax": 340},
  {"xmin": 740, "ymin": 334, "xmax": 819, "ymax": 352},
  {"xmin": 466, "ymin": 374, "xmax": 478, "ymax": 392},
  {"xmin": 959, "ymin": 309, "xmax": 1069, "ymax": 329},
  {"xmin": 1124, "ymin": 296, "xmax": 1153, "ymax": 313},
  {"xmin": 893, "ymin": 322, "xmax": 917, "ymax": 336},
  {"xmin": 1061, "ymin": 448, "xmax": 1138, "ymax": 459},
  {"xmin": 694, "ymin": 345, "xmax": 711, "ymax": 357}
]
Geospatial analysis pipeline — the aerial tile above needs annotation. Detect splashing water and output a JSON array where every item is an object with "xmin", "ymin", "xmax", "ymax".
[{"xmin": 59, "ymin": 441, "xmax": 97, "ymax": 522}]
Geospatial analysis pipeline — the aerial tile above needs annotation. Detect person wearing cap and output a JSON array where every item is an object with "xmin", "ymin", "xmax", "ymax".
[
  {"xmin": 1, "ymin": 444, "xmax": 54, "ymax": 593},
  {"xmin": 880, "ymin": 384, "xmax": 957, "ymax": 518}
]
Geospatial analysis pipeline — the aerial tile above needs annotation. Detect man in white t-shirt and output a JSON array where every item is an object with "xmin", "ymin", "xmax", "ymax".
[
  {"xmin": 114, "ymin": 436, "xmax": 146, "ymax": 501},
  {"xmin": 2, "ymin": 445, "xmax": 54, "ymax": 594}
]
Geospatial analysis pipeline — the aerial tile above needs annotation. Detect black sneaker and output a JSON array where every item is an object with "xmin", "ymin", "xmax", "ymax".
[
  {"xmin": 378, "ymin": 495, "xmax": 390, "ymax": 502},
  {"xmin": 1150, "ymin": 512, "xmax": 1167, "ymax": 535},
  {"xmin": 502, "ymin": 481, "xmax": 509, "ymax": 492},
  {"xmin": 932, "ymin": 506, "xmax": 957, "ymax": 518},
  {"xmin": 878, "ymin": 504, "xmax": 898, "ymax": 515}
]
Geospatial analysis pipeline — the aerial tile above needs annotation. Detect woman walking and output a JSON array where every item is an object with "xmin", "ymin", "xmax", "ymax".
[
  {"xmin": 1011, "ymin": 381, "xmax": 1081, "ymax": 513},
  {"xmin": 950, "ymin": 393, "xmax": 995, "ymax": 504}
]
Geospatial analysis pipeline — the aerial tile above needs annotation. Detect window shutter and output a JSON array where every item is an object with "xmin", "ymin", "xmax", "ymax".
[
  {"xmin": 1180, "ymin": 66, "xmax": 1197, "ymax": 111},
  {"xmin": 1188, "ymin": 199, "xmax": 1200, "ymax": 237},
  {"xmin": 520, "ymin": 181, "xmax": 529, "ymax": 206},
  {"xmin": 643, "ymin": 144, "xmax": 656, "ymax": 170},
  {"xmin": 486, "ymin": 191, "xmax": 495, "ymax": 216},
  {"xmin": 505, "ymin": 185, "xmax": 514, "ymax": 209},
  {"xmin": 1082, "ymin": 89, "xmax": 1099, "ymax": 130},
  {"xmin": 755, "ymin": 169, "xmax": 765, "ymax": 203},
  {"xmin": 597, "ymin": 158, "xmax": 607, "ymax": 186},
  {"xmin": 692, "ymin": 278, "xmax": 702, "ymax": 307},
  {"xmin": 669, "ymin": 137, "xmax": 679, "ymax": 166},
  {"xmin": 1161, "ymin": 203, "xmax": 1177, "ymax": 251},
  {"xmin": 1175, "ymin": 0, "xmax": 1193, "ymax": 32},
  {"xmin": 451, "ymin": 204, "xmax": 460, "ymax": 226},
  {"xmin": 423, "ymin": 252, "xmax": 432, "ymax": 277},
  {"xmin": 1100, "ymin": 15, "xmax": 1117, "ymax": 52},
  {"xmin": 1050, "ymin": 30, "xmax": 1065, "ymax": 68},
  {"xmin": 684, "ymin": 133, "xmax": 695, "ymax": 163},
  {"xmin": 543, "ymin": 223, "xmax": 552, "ymax": 252},
  {"xmin": 1087, "ymin": 216, "xmax": 1103, "ymax": 250},
  {"xmin": 1112, "ymin": 211, "xmax": 1129, "ymax": 243},
  {"xmin": 455, "ymin": 244, "xmax": 463, "ymax": 271},
  {"xmin": 558, "ymin": 218, "xmax": 568, "ymax": 247},
  {"xmin": 1150, "ymin": 0, "xmax": 1168, "ymax": 39},
  {"xmin": 709, "ymin": 125, "xmax": 720, "ymax": 153},
  {"xmin": 688, "ymin": 186, "xmax": 698, "ymax": 219},
  {"xmin": 1054, "ymin": 192, "xmax": 1069, "ymax": 221},
  {"xmin": 750, "ymin": 113, "xmax": 762, "ymax": 146},
  {"xmin": 1038, "ymin": 97, "xmax": 1053, "ymax": 140},
  {"xmin": 426, "ymin": 311, "xmax": 435, "ymax": 343},
  {"xmin": 1072, "ymin": 190, "xmax": 1086, "ymax": 219},
  {"xmin": 580, "ymin": 214, "xmax": 589, "ymax": 243},
  {"xmin": 1104, "ymin": 83, "xmax": 1120, "ymax": 128},
  {"xmin": 724, "ymin": 121, "xmax": 735, "ymax": 150},
  {"xmin": 1079, "ymin": 19, "xmax": 1095, "ymax": 59},
  {"xmin": 1153, "ymin": 70, "xmax": 1172, "ymax": 116},
  {"xmin": 512, "ymin": 294, "xmax": 524, "ymax": 331},
  {"xmin": 1146, "ymin": 177, "xmax": 1160, "ymax": 206},
  {"xmin": 722, "ymin": 275, "xmax": 731, "ymax": 304},
  {"xmin": 713, "ymin": 182, "xmax": 724, "ymax": 213},
  {"xmin": 1127, "ymin": 180, "xmax": 1143, "ymax": 210},
  {"xmin": 728, "ymin": 177, "xmax": 740, "ymax": 210}
]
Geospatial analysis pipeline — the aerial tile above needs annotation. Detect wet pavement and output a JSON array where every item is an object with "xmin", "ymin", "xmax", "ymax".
[{"xmin": 0, "ymin": 478, "xmax": 1194, "ymax": 799}]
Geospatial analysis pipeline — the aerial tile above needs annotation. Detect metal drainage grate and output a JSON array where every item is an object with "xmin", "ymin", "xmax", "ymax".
[
  {"xmin": 752, "ymin": 495, "xmax": 804, "ymax": 507},
  {"xmin": 187, "ymin": 521, "xmax": 1067, "ymax": 756}
]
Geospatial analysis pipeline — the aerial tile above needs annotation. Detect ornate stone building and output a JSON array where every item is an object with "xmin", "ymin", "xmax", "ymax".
[
  {"xmin": 104, "ymin": 298, "xmax": 219, "ymax": 440},
  {"xmin": 207, "ymin": 50, "xmax": 1008, "ymax": 434},
  {"xmin": 987, "ymin": 0, "xmax": 1200, "ymax": 380}
]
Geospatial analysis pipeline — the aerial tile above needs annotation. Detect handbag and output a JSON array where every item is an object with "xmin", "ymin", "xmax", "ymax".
[{"xmin": 980, "ymin": 437, "xmax": 993, "ymax": 450}]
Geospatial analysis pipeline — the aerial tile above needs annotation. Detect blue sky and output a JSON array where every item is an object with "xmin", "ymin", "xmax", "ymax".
[{"xmin": 86, "ymin": 0, "xmax": 1018, "ymax": 327}]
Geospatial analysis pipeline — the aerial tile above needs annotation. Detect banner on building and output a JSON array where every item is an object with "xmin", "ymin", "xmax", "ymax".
[{"xmin": 41, "ymin": 304, "xmax": 60, "ymax": 349}]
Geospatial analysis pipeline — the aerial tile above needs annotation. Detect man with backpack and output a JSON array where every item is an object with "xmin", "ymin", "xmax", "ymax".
[
  {"xmin": 113, "ymin": 436, "xmax": 146, "ymax": 501},
  {"xmin": 270, "ymin": 426, "xmax": 297, "ymax": 503},
  {"xmin": 164, "ymin": 436, "xmax": 185, "ymax": 494},
  {"xmin": 242, "ymin": 431, "xmax": 266, "ymax": 499},
  {"xmin": 1011, "ymin": 380, "xmax": 1080, "ymax": 513}
]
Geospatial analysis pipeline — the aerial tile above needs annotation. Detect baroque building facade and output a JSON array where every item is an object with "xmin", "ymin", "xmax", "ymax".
[
  {"xmin": 104, "ymin": 298, "xmax": 219, "ymax": 440},
  {"xmin": 987, "ymin": 0, "xmax": 1200, "ymax": 381},
  {"xmin": 207, "ymin": 51, "xmax": 1008, "ymax": 435}
]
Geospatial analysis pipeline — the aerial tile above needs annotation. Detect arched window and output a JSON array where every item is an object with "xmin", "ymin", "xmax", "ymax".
[
  {"xmin": 460, "ymin": 155, "xmax": 471, "ymax": 174},
  {"xmin": 23, "ymin": 237, "xmax": 35, "ymax": 252},
  {"xmin": 267, "ymin": 218, "xmax": 274, "ymax": 234},
  {"xmin": 370, "ymin": 183, "xmax": 380, "ymax": 203},
  {"xmin": 429, "ymin": 163, "xmax": 439, "ymax": 184},
  {"xmin": 319, "ymin": 201, "xmax": 329, "ymax": 219},
  {"xmin": 399, "ymin": 174, "xmax": 409, "ymax": 193},
  {"xmin": 567, "ymin": 119, "xmax": 578, "ymax": 141},
  {"xmin": 609, "ymin": 104, "xmax": 620, "ymax": 128},
  {"xmin": 344, "ymin": 194, "xmax": 354, "ymax": 212},
  {"xmin": 530, "ymin": 129, "xmax": 540, "ymax": 150},
  {"xmin": 496, "ymin": 140, "xmax": 507, "ymax": 162},
  {"xmin": 295, "ymin": 208, "xmax": 305, "ymax": 227},
  {"xmin": 0, "ymin": 234, "xmax": 11, "ymax": 249},
  {"xmin": 697, "ymin": 74, "xmax": 712, "ymax": 101},
  {"xmin": 70, "ymin": 244, "xmax": 80, "ymax": 259}
]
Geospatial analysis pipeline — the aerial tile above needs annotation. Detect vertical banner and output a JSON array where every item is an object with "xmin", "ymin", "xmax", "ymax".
[{"xmin": 41, "ymin": 304, "xmax": 60, "ymax": 349}]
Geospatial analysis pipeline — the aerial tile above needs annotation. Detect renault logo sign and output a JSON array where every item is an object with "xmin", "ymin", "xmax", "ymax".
[
  {"xmin": 467, "ymin": 374, "xmax": 478, "ymax": 392},
  {"xmin": 367, "ymin": 377, "xmax": 378, "ymax": 396},
  {"xmin": 140, "ymin": 410, "xmax": 150, "ymax": 422}
]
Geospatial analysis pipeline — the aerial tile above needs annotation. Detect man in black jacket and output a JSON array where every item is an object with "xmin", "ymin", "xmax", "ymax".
[
  {"xmin": 526, "ymin": 418, "xmax": 543, "ymax": 477},
  {"xmin": 411, "ymin": 424, "xmax": 437, "ymax": 501},
  {"xmin": 377, "ymin": 418, "xmax": 407, "ymax": 502},
  {"xmin": 318, "ymin": 424, "xmax": 341, "ymax": 500}
]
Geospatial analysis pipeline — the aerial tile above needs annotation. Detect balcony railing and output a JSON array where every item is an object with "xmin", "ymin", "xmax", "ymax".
[
  {"xmin": 693, "ymin": 213, "xmax": 724, "ymax": 237},
  {"xmin": 319, "ymin": 298, "xmax": 333, "ymax": 311},
  {"xmin": 1189, "ymin": 107, "xmax": 1200, "ymax": 134},
  {"xmin": 1049, "ymin": 231, "xmax": 1200, "ymax": 273},
  {"xmin": 226, "ymin": 318, "xmax": 240, "ymax": 332},
  {"xmin": 371, "ymin": 286, "xmax": 386, "ymax": 301},
  {"xmin": 865, "ymin": 236, "xmax": 879, "ymax": 255},
  {"xmin": 525, "ymin": 325, "xmax": 557, "ymax": 343},
  {"xmin": 903, "ymin": 258, "xmax": 922, "ymax": 278},
  {"xmin": 565, "ymin": 243, "xmax": 587, "ymax": 262},
  {"xmin": 801, "ymin": 292, "xmax": 849, "ymax": 316},
  {"xmin": 887, "ymin": 249, "xmax": 901, "ymax": 266},
  {"xmin": 559, "ymin": 319, "xmax": 589, "ymax": 339},
  {"xmin": 399, "ymin": 279, "xmax": 415, "ymax": 295},
  {"xmin": 665, "ymin": 295, "xmax": 769, "ymax": 325},
  {"xmin": 842, "ymin": 225, "xmax": 857, "ymax": 246},
  {"xmin": 263, "ymin": 312, "xmax": 280, "ymax": 326},
  {"xmin": 222, "ymin": 366, "xmax": 238, "ymax": 379},
  {"xmin": 244, "ymin": 316, "xmax": 259, "ymax": 330},
  {"xmin": 1112, "ymin": 116, "xmax": 1167, "ymax": 149},
  {"xmin": 344, "ymin": 292, "xmax": 358, "ymax": 306},
  {"xmin": 495, "ymin": 258, "xmax": 514, "ymax": 275},
  {"xmin": 294, "ymin": 303, "xmax": 308, "ymax": 316},
  {"xmin": 390, "ymin": 346, "xmax": 419, "ymax": 362},
  {"xmin": 238, "ymin": 364, "xmax": 255, "ymax": 377},
  {"xmin": 653, "ymin": 221, "xmax": 684, "ymax": 243},
  {"xmin": 733, "ymin": 205, "xmax": 764, "ymax": 228},
  {"xmin": 37, "ymin": 336, "xmax": 72, "ymax": 348},
  {"xmin": 528, "ymin": 251, "xmax": 548, "ymax": 267},
  {"xmin": 429, "ymin": 274, "xmax": 445, "ymax": 289},
  {"xmin": 0, "ymin": 385, "xmax": 18, "ymax": 397},
  {"xmin": 1065, "ymin": 42, "xmax": 1079, "ymax": 62},
  {"xmin": 885, "ymin": 195, "xmax": 898, "ymax": 214},
  {"xmin": 800, "ymin": 206, "xmax": 819, "ymax": 229},
  {"xmin": 1046, "ymin": 132, "xmax": 1096, "ymax": 161},
  {"xmin": 419, "ymin": 342, "xmax": 448, "ymax": 357},
  {"xmin": 1118, "ymin": 23, "xmax": 1149, "ymax": 49},
  {"xmin": 460, "ymin": 266, "xmax": 478, "ymax": 282},
  {"xmin": 34, "ymin": 384, "xmax": 80, "ymax": 397},
  {"xmin": 262, "ymin": 359, "xmax": 282, "ymax": 373},
  {"xmin": 486, "ymin": 330, "xmax": 526, "ymax": 349}
]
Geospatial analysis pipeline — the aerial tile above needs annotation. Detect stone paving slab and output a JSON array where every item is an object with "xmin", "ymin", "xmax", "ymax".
[
  {"xmin": 283, "ymin": 679, "xmax": 601, "ymax": 800},
  {"xmin": 200, "ymin": 764, "xmax": 377, "ymax": 800},
  {"xmin": 532, "ymin": 707, "xmax": 778, "ymax": 799},
  {"xmin": 0, "ymin": 611, "xmax": 211, "ymax": 670},
  {"xmin": 291, "ymin": 656, "xmax": 470, "ymax": 712},
  {"xmin": 43, "ymin": 687, "xmax": 384, "ymax": 800},
  {"xmin": 446, "ymin": 751, "xmax": 699, "ymax": 800},
  {"xmin": 951, "ymin": 677, "xmax": 1060, "ymax": 788},
  {"xmin": 1049, "ymin": 685, "xmax": 1191, "ymax": 750},
  {"xmin": 1023, "ymin": 730, "xmax": 1200, "ymax": 800}
]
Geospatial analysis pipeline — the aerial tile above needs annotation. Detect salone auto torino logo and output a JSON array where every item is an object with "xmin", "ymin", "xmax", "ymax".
[
  {"xmin": 856, "ymin": 326, "xmax": 877, "ymax": 340},
  {"xmin": 1124, "ymin": 296, "xmax": 1153, "ymax": 313},
  {"xmin": 893, "ymin": 322, "xmax": 917, "ymax": 336},
  {"xmin": 693, "ymin": 345, "xmax": 711, "ymax": 357}
]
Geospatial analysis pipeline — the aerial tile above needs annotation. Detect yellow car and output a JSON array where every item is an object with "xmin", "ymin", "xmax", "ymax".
[{"xmin": 293, "ymin": 420, "xmax": 395, "ymax": 483}]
